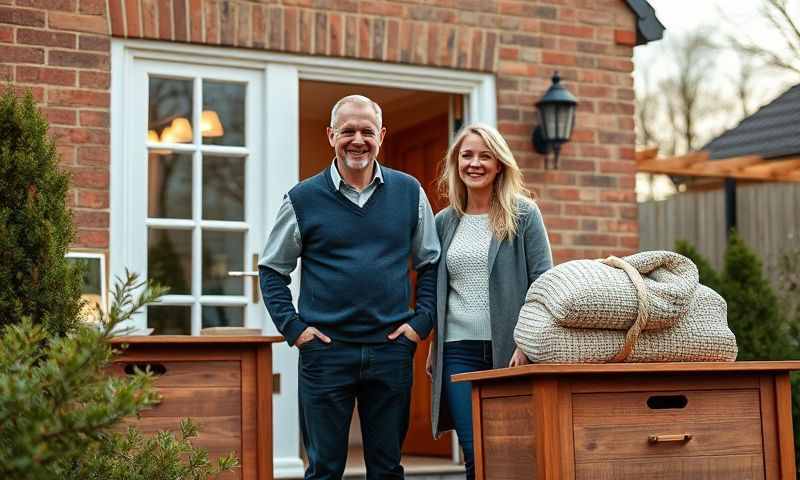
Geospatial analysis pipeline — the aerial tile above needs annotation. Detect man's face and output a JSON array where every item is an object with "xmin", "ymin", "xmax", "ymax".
[{"xmin": 327, "ymin": 102, "xmax": 386, "ymax": 171}]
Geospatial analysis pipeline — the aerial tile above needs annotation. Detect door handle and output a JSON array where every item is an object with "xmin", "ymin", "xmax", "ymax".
[{"xmin": 228, "ymin": 254, "xmax": 260, "ymax": 303}]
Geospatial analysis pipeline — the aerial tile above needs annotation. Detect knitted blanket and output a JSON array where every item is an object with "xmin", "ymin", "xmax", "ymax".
[{"xmin": 514, "ymin": 251, "xmax": 738, "ymax": 363}]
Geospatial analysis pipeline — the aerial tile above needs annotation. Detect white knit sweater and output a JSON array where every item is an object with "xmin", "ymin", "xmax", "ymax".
[{"xmin": 444, "ymin": 214, "xmax": 492, "ymax": 342}]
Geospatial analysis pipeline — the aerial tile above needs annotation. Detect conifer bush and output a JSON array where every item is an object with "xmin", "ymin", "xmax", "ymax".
[
  {"xmin": 0, "ymin": 89, "xmax": 239, "ymax": 478},
  {"xmin": 0, "ymin": 89, "xmax": 82, "ymax": 336},
  {"xmin": 677, "ymin": 232, "xmax": 800, "ymax": 467}
]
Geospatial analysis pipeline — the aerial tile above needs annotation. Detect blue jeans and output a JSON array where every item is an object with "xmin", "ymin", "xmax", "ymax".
[
  {"xmin": 298, "ymin": 336, "xmax": 416, "ymax": 480},
  {"xmin": 443, "ymin": 340, "xmax": 493, "ymax": 480}
]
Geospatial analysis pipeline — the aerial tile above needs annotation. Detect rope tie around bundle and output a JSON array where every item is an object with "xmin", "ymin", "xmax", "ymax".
[{"xmin": 599, "ymin": 256, "xmax": 649, "ymax": 362}]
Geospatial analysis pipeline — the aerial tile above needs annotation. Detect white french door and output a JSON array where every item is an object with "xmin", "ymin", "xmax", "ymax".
[{"xmin": 124, "ymin": 60, "xmax": 266, "ymax": 335}]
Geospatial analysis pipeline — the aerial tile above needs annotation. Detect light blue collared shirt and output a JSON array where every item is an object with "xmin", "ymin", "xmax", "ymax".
[{"xmin": 260, "ymin": 160, "xmax": 440, "ymax": 275}]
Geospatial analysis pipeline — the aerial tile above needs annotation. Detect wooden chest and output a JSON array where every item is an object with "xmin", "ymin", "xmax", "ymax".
[
  {"xmin": 452, "ymin": 362, "xmax": 800, "ymax": 480},
  {"xmin": 110, "ymin": 336, "xmax": 282, "ymax": 480}
]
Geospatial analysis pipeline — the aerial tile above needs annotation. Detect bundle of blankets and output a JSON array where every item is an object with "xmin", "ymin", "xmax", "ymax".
[{"xmin": 514, "ymin": 250, "xmax": 738, "ymax": 363}]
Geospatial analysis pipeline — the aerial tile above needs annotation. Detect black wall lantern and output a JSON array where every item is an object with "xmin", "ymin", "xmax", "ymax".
[{"xmin": 532, "ymin": 72, "xmax": 578, "ymax": 170}]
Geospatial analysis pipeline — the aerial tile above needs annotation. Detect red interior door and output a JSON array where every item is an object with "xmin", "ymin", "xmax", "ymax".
[{"xmin": 383, "ymin": 113, "xmax": 452, "ymax": 457}]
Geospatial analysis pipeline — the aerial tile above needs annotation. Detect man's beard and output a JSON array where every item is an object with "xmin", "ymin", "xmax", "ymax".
[{"xmin": 345, "ymin": 154, "xmax": 371, "ymax": 170}]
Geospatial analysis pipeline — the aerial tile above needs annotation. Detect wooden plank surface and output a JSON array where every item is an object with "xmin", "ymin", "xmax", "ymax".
[
  {"xmin": 759, "ymin": 375, "xmax": 780, "ymax": 479},
  {"xmin": 452, "ymin": 361, "xmax": 800, "ymax": 382},
  {"xmin": 110, "ymin": 335, "xmax": 283, "ymax": 345},
  {"xmin": 110, "ymin": 360, "xmax": 241, "ymax": 387},
  {"xmin": 138, "ymin": 387, "xmax": 242, "ymax": 417},
  {"xmin": 575, "ymin": 454, "xmax": 764, "ymax": 479},
  {"xmin": 481, "ymin": 395, "xmax": 535, "ymax": 480},
  {"xmin": 775, "ymin": 374, "xmax": 796, "ymax": 479}
]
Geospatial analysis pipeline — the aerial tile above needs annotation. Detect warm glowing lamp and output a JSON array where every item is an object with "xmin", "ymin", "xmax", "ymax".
[
  {"xmin": 160, "ymin": 126, "xmax": 176, "ymax": 144},
  {"xmin": 147, "ymin": 129, "xmax": 160, "ymax": 143},
  {"xmin": 201, "ymin": 110, "xmax": 224, "ymax": 137},
  {"xmin": 170, "ymin": 117, "xmax": 193, "ymax": 143}
]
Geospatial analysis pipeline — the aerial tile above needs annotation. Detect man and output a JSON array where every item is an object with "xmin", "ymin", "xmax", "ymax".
[{"xmin": 259, "ymin": 95, "xmax": 440, "ymax": 479}]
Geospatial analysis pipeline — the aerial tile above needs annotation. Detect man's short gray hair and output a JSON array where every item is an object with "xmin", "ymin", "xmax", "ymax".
[{"xmin": 329, "ymin": 95, "xmax": 383, "ymax": 129}]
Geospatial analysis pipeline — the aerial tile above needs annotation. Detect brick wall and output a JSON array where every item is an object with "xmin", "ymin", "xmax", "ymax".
[{"xmin": 1, "ymin": 0, "xmax": 640, "ymax": 262}]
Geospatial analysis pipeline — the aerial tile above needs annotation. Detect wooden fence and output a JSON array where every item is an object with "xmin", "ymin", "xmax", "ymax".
[{"xmin": 639, "ymin": 182, "xmax": 800, "ymax": 283}]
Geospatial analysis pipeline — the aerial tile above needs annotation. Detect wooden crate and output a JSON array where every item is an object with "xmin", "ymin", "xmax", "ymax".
[
  {"xmin": 453, "ymin": 361, "xmax": 800, "ymax": 480},
  {"xmin": 109, "ymin": 336, "xmax": 282, "ymax": 480}
]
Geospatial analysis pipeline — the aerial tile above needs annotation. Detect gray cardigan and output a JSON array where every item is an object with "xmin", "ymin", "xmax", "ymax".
[{"xmin": 430, "ymin": 200, "xmax": 553, "ymax": 437}]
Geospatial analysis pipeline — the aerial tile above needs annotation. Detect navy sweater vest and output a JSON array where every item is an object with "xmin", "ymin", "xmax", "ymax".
[{"xmin": 288, "ymin": 166, "xmax": 420, "ymax": 343}]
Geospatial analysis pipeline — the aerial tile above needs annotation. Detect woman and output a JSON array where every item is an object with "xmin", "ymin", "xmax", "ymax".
[{"xmin": 426, "ymin": 123, "xmax": 553, "ymax": 479}]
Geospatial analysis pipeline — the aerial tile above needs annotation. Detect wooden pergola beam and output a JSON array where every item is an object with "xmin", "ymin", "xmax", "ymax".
[{"xmin": 635, "ymin": 150, "xmax": 800, "ymax": 182}]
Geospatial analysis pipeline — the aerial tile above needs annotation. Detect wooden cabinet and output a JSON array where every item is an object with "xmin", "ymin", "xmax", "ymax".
[
  {"xmin": 452, "ymin": 362, "xmax": 800, "ymax": 480},
  {"xmin": 109, "ymin": 336, "xmax": 282, "ymax": 480}
]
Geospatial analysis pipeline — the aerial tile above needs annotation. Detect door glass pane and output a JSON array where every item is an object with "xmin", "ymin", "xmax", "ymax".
[
  {"xmin": 148, "ymin": 229, "xmax": 192, "ymax": 294},
  {"xmin": 202, "ymin": 81, "xmax": 245, "ymax": 146},
  {"xmin": 202, "ymin": 230, "xmax": 244, "ymax": 295},
  {"xmin": 202, "ymin": 306, "xmax": 244, "ymax": 328},
  {"xmin": 148, "ymin": 152, "xmax": 192, "ymax": 219},
  {"xmin": 148, "ymin": 305, "xmax": 191, "ymax": 334},
  {"xmin": 148, "ymin": 77, "xmax": 193, "ymax": 144},
  {"xmin": 203, "ymin": 155, "xmax": 245, "ymax": 220}
]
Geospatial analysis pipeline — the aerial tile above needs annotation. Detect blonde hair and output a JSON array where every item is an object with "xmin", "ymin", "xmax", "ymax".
[{"xmin": 438, "ymin": 123, "xmax": 533, "ymax": 241}]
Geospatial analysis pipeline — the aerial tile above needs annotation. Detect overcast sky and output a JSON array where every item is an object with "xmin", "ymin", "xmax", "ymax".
[{"xmin": 634, "ymin": 0, "xmax": 800, "ymax": 115}]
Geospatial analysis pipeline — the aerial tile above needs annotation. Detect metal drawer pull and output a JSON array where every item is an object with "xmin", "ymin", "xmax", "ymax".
[{"xmin": 648, "ymin": 434, "xmax": 692, "ymax": 443}]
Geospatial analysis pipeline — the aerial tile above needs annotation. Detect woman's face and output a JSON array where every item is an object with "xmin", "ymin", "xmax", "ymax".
[{"xmin": 457, "ymin": 133, "xmax": 502, "ymax": 195}]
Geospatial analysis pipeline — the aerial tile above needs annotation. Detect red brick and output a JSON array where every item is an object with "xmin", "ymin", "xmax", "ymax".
[
  {"xmin": 75, "ymin": 228, "xmax": 109, "ymax": 248},
  {"xmin": 620, "ymin": 235, "xmax": 639, "ymax": 250},
  {"xmin": 614, "ymin": 29, "xmax": 636, "ymax": 46},
  {"xmin": 385, "ymin": 19, "xmax": 400, "ymax": 62},
  {"xmin": 125, "ymin": 0, "xmax": 142, "ymax": 37},
  {"xmin": 1, "ymin": 84, "xmax": 45, "ymax": 101},
  {"xmin": 251, "ymin": 4, "xmax": 266, "ymax": 48},
  {"xmin": 0, "ymin": 65, "xmax": 12, "ymax": 81},
  {"xmin": 344, "ymin": 15, "xmax": 356, "ymax": 57},
  {"xmin": 398, "ymin": 19, "xmax": 412, "ymax": 62},
  {"xmin": 542, "ymin": 51, "xmax": 576, "ymax": 66},
  {"xmin": 48, "ymin": 50, "xmax": 109, "ymax": 70},
  {"xmin": 51, "ymin": 126, "xmax": 109, "ymax": 145},
  {"xmin": 48, "ymin": 12, "xmax": 108, "ymax": 34},
  {"xmin": 17, "ymin": 66, "xmax": 76, "ymax": 86},
  {"xmin": 205, "ymin": 0, "xmax": 219, "ymax": 44},
  {"xmin": 56, "ymin": 145, "xmax": 76, "ymax": 164},
  {"xmin": 0, "ymin": 25, "xmax": 13, "ymax": 42},
  {"xmin": 219, "ymin": 0, "xmax": 235, "ymax": 45},
  {"xmin": 358, "ymin": 16, "xmax": 370, "ymax": 58},
  {"xmin": 373, "ymin": 17, "xmax": 386, "ymax": 61},
  {"xmin": 327, "ymin": 13, "xmax": 340, "ymax": 56},
  {"xmin": 600, "ymin": 190, "xmax": 636, "ymax": 203},
  {"xmin": 79, "ymin": 0, "xmax": 105, "ymax": 15},
  {"xmin": 565, "ymin": 204, "xmax": 614, "ymax": 217},
  {"xmin": 298, "ymin": 9, "xmax": 311, "ymax": 53},
  {"xmin": 48, "ymin": 88, "xmax": 109, "ymax": 107},
  {"xmin": 237, "ymin": 0, "xmax": 250, "ymax": 47},
  {"xmin": 76, "ymin": 189, "xmax": 108, "ymax": 208},
  {"xmin": 360, "ymin": 1, "xmax": 403, "ymax": 16},
  {"xmin": 68, "ymin": 166, "xmax": 108, "ymax": 188},
  {"xmin": 17, "ymin": 0, "xmax": 76, "ymax": 11},
  {"xmin": 157, "ymin": 0, "xmax": 172, "ymax": 39},
  {"xmin": 470, "ymin": 29, "xmax": 482, "ymax": 69},
  {"xmin": 142, "ymin": 0, "xmax": 157, "ymax": 38},
  {"xmin": 78, "ymin": 110, "xmax": 108, "ymax": 127},
  {"xmin": 78, "ymin": 70, "xmax": 110, "ymax": 89},
  {"xmin": 572, "ymin": 233, "xmax": 617, "ymax": 247},
  {"xmin": 0, "ymin": 7, "xmax": 45, "ymax": 27},
  {"xmin": 6, "ymin": 45, "xmax": 44, "ymax": 64},
  {"xmin": 77, "ymin": 145, "xmax": 109, "ymax": 165},
  {"xmin": 483, "ymin": 31, "xmax": 496, "ymax": 70},
  {"xmin": 17, "ymin": 28, "xmax": 76, "ymax": 48},
  {"xmin": 78, "ymin": 34, "xmax": 110, "ymax": 51},
  {"xmin": 284, "ymin": 8, "xmax": 298, "ymax": 52},
  {"xmin": 41, "ymin": 107, "xmax": 77, "ymax": 125},
  {"xmin": 173, "ymin": 0, "xmax": 187, "ymax": 41},
  {"xmin": 546, "ymin": 188, "xmax": 580, "ymax": 202}
]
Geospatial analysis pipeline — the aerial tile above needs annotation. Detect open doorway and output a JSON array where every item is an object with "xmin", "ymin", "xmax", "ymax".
[{"xmin": 299, "ymin": 79, "xmax": 462, "ymax": 472}]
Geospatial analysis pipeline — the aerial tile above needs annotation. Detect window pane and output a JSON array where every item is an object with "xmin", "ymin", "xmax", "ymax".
[
  {"xmin": 203, "ymin": 155, "xmax": 244, "ymax": 220},
  {"xmin": 148, "ymin": 152, "xmax": 192, "ymax": 219},
  {"xmin": 148, "ymin": 77, "xmax": 194, "ymax": 144},
  {"xmin": 149, "ymin": 305, "xmax": 191, "ymax": 335},
  {"xmin": 202, "ymin": 81, "xmax": 245, "ymax": 146},
  {"xmin": 148, "ymin": 229, "xmax": 192, "ymax": 295},
  {"xmin": 202, "ymin": 230, "xmax": 244, "ymax": 295},
  {"xmin": 202, "ymin": 306, "xmax": 244, "ymax": 328}
]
